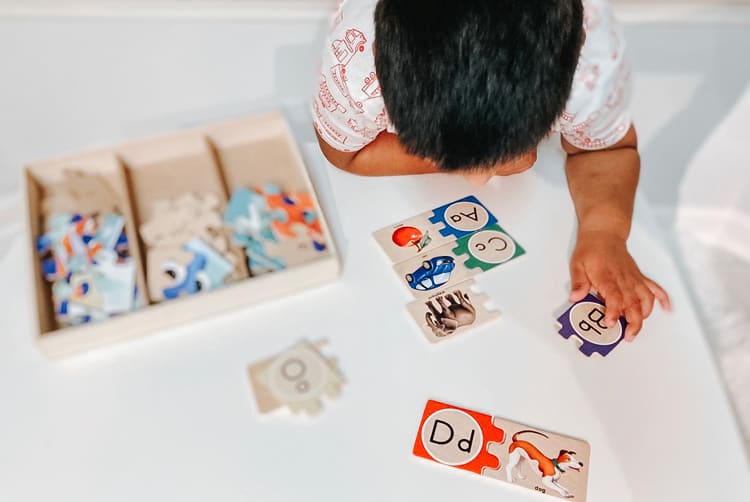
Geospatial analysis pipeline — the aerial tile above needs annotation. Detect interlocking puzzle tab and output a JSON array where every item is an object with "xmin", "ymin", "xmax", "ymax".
[
  {"xmin": 406, "ymin": 279, "xmax": 499, "ymax": 343},
  {"xmin": 556, "ymin": 293, "xmax": 627, "ymax": 357},
  {"xmin": 224, "ymin": 183, "xmax": 327, "ymax": 276},
  {"xmin": 373, "ymin": 195, "xmax": 498, "ymax": 265},
  {"xmin": 247, "ymin": 340, "xmax": 344, "ymax": 416},
  {"xmin": 394, "ymin": 224, "xmax": 524, "ymax": 299},
  {"xmin": 413, "ymin": 400, "xmax": 591, "ymax": 501}
]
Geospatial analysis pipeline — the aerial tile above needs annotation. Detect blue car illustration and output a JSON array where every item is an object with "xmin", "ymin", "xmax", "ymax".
[{"xmin": 405, "ymin": 256, "xmax": 455, "ymax": 291}]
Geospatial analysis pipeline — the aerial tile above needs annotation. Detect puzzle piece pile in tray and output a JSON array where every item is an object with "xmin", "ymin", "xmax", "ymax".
[
  {"xmin": 373, "ymin": 196, "xmax": 524, "ymax": 343},
  {"xmin": 140, "ymin": 192, "xmax": 241, "ymax": 302},
  {"xmin": 224, "ymin": 183, "xmax": 327, "ymax": 276},
  {"xmin": 413, "ymin": 400, "xmax": 591, "ymax": 501},
  {"xmin": 247, "ymin": 339, "xmax": 344, "ymax": 416},
  {"xmin": 36, "ymin": 171, "xmax": 140, "ymax": 327}
]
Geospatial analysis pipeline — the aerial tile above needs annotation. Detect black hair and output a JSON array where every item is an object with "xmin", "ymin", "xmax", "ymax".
[{"xmin": 374, "ymin": 0, "xmax": 584, "ymax": 171}]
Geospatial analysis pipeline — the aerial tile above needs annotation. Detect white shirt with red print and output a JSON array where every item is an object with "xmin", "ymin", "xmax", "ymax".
[{"xmin": 312, "ymin": 0, "xmax": 632, "ymax": 154}]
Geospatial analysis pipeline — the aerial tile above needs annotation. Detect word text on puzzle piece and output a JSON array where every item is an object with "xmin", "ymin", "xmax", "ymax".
[
  {"xmin": 247, "ymin": 340, "xmax": 344, "ymax": 416},
  {"xmin": 406, "ymin": 279, "xmax": 499, "ymax": 343},
  {"xmin": 414, "ymin": 400, "xmax": 591, "ymax": 501},
  {"xmin": 394, "ymin": 224, "xmax": 524, "ymax": 298},
  {"xmin": 556, "ymin": 293, "xmax": 627, "ymax": 357},
  {"xmin": 373, "ymin": 195, "xmax": 497, "ymax": 264}
]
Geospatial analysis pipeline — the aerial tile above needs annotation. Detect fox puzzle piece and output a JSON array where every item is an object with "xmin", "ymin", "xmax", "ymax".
[
  {"xmin": 414, "ymin": 400, "xmax": 591, "ymax": 501},
  {"xmin": 406, "ymin": 279, "xmax": 499, "ymax": 343},
  {"xmin": 394, "ymin": 224, "xmax": 524, "ymax": 298},
  {"xmin": 247, "ymin": 340, "xmax": 344, "ymax": 416},
  {"xmin": 373, "ymin": 195, "xmax": 498, "ymax": 264},
  {"xmin": 556, "ymin": 293, "xmax": 627, "ymax": 357}
]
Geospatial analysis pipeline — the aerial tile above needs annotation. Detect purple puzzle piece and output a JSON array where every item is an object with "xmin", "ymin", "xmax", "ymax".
[{"xmin": 556, "ymin": 293, "xmax": 627, "ymax": 357}]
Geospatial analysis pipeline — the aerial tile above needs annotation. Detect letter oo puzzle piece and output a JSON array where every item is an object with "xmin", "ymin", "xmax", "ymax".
[
  {"xmin": 556, "ymin": 293, "xmax": 627, "ymax": 357},
  {"xmin": 247, "ymin": 340, "xmax": 345, "ymax": 416}
]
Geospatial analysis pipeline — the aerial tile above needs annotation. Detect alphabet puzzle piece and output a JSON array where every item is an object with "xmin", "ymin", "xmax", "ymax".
[
  {"xmin": 373, "ymin": 195, "xmax": 498, "ymax": 264},
  {"xmin": 406, "ymin": 279, "xmax": 500, "ymax": 343},
  {"xmin": 247, "ymin": 340, "xmax": 344, "ymax": 416},
  {"xmin": 556, "ymin": 293, "xmax": 627, "ymax": 357},
  {"xmin": 394, "ymin": 224, "xmax": 524, "ymax": 298},
  {"xmin": 414, "ymin": 400, "xmax": 591, "ymax": 501}
]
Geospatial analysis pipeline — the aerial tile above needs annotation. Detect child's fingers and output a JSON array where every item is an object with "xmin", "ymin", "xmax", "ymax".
[
  {"xmin": 600, "ymin": 283, "xmax": 624, "ymax": 327},
  {"xmin": 644, "ymin": 278, "xmax": 672, "ymax": 312},
  {"xmin": 569, "ymin": 262, "xmax": 591, "ymax": 302},
  {"xmin": 624, "ymin": 304, "xmax": 644, "ymax": 341},
  {"xmin": 635, "ymin": 283, "xmax": 655, "ymax": 318}
]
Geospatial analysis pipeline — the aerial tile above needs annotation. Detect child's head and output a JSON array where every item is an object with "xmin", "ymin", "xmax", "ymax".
[{"xmin": 374, "ymin": 0, "xmax": 584, "ymax": 174}]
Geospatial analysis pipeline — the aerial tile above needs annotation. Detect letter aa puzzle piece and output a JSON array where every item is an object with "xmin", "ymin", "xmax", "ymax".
[
  {"xmin": 556, "ymin": 293, "xmax": 627, "ymax": 357},
  {"xmin": 373, "ymin": 195, "xmax": 498, "ymax": 264},
  {"xmin": 394, "ymin": 224, "xmax": 524, "ymax": 298},
  {"xmin": 414, "ymin": 400, "xmax": 591, "ymax": 501},
  {"xmin": 406, "ymin": 279, "xmax": 499, "ymax": 343},
  {"xmin": 247, "ymin": 340, "xmax": 344, "ymax": 416}
]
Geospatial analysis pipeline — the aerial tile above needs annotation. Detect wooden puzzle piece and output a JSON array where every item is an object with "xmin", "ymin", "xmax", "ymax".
[
  {"xmin": 373, "ymin": 195, "xmax": 498, "ymax": 265},
  {"xmin": 41, "ymin": 170, "xmax": 121, "ymax": 216},
  {"xmin": 556, "ymin": 293, "xmax": 627, "ymax": 357},
  {"xmin": 414, "ymin": 401, "xmax": 591, "ymax": 501},
  {"xmin": 413, "ymin": 400, "xmax": 505, "ymax": 475},
  {"xmin": 394, "ymin": 225, "xmax": 524, "ymax": 299},
  {"xmin": 247, "ymin": 340, "xmax": 344, "ymax": 416},
  {"xmin": 405, "ymin": 279, "xmax": 500, "ymax": 343},
  {"xmin": 481, "ymin": 417, "xmax": 591, "ymax": 501}
]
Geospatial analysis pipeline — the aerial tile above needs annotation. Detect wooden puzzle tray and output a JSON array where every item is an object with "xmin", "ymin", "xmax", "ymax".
[{"xmin": 23, "ymin": 111, "xmax": 340, "ymax": 358}]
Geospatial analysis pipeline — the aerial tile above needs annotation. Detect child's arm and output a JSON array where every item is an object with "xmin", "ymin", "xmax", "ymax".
[
  {"xmin": 563, "ymin": 125, "xmax": 671, "ymax": 340},
  {"xmin": 316, "ymin": 129, "xmax": 439, "ymax": 176}
]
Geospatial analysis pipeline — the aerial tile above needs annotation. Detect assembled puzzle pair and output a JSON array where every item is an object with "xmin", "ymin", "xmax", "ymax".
[
  {"xmin": 36, "ymin": 171, "xmax": 140, "ymax": 327},
  {"xmin": 373, "ymin": 196, "xmax": 524, "ymax": 343},
  {"xmin": 413, "ymin": 400, "xmax": 590, "ymax": 500}
]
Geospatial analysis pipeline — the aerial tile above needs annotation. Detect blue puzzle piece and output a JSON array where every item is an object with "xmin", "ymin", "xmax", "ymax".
[
  {"xmin": 556, "ymin": 293, "xmax": 627, "ymax": 357},
  {"xmin": 427, "ymin": 195, "xmax": 498, "ymax": 239}
]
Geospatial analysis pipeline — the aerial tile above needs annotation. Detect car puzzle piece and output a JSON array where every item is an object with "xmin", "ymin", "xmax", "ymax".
[
  {"xmin": 414, "ymin": 400, "xmax": 591, "ymax": 501},
  {"xmin": 373, "ymin": 195, "xmax": 498, "ymax": 264},
  {"xmin": 394, "ymin": 224, "xmax": 524, "ymax": 298},
  {"xmin": 247, "ymin": 340, "xmax": 344, "ymax": 416},
  {"xmin": 556, "ymin": 293, "xmax": 627, "ymax": 357},
  {"xmin": 406, "ymin": 279, "xmax": 500, "ymax": 343}
]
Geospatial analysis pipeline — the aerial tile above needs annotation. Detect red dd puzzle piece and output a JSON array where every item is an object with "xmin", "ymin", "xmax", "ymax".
[{"xmin": 413, "ymin": 400, "xmax": 505, "ymax": 474}]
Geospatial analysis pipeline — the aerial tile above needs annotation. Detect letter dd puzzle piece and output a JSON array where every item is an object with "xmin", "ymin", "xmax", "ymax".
[
  {"xmin": 247, "ymin": 340, "xmax": 345, "ymax": 416},
  {"xmin": 413, "ymin": 400, "xmax": 505, "ymax": 475},
  {"xmin": 394, "ymin": 224, "xmax": 525, "ymax": 298},
  {"xmin": 373, "ymin": 195, "xmax": 498, "ymax": 265},
  {"xmin": 556, "ymin": 293, "xmax": 627, "ymax": 357},
  {"xmin": 414, "ymin": 400, "xmax": 591, "ymax": 501}
]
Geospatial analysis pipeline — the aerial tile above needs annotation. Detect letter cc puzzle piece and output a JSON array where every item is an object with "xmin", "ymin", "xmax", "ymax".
[
  {"xmin": 556, "ymin": 293, "xmax": 627, "ymax": 357},
  {"xmin": 406, "ymin": 279, "xmax": 499, "ymax": 343},
  {"xmin": 394, "ymin": 223, "xmax": 525, "ymax": 298},
  {"xmin": 373, "ymin": 195, "xmax": 498, "ymax": 264},
  {"xmin": 247, "ymin": 340, "xmax": 345, "ymax": 416},
  {"xmin": 414, "ymin": 400, "xmax": 591, "ymax": 500}
]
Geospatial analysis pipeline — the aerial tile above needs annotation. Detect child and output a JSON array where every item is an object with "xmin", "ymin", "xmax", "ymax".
[{"xmin": 312, "ymin": 0, "xmax": 671, "ymax": 340}]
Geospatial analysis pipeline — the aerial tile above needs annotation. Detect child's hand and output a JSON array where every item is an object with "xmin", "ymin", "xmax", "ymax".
[{"xmin": 569, "ymin": 230, "xmax": 671, "ymax": 341}]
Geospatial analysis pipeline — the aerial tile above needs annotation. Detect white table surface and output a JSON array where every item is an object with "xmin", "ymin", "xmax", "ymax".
[{"xmin": 0, "ymin": 11, "xmax": 748, "ymax": 502}]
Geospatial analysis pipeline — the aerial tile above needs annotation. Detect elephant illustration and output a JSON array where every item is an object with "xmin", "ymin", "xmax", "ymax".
[{"xmin": 424, "ymin": 289, "xmax": 477, "ymax": 337}]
